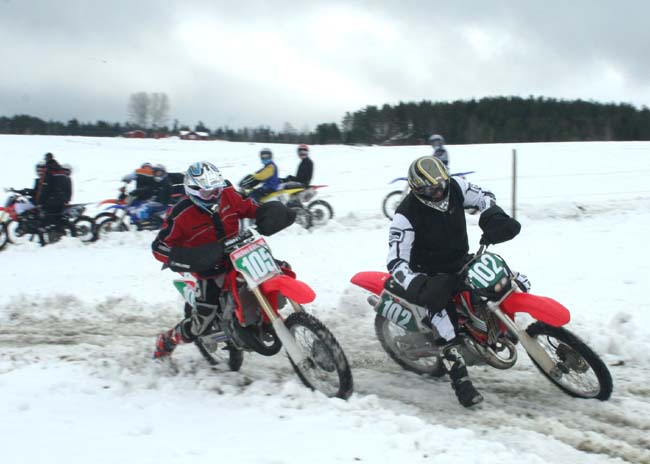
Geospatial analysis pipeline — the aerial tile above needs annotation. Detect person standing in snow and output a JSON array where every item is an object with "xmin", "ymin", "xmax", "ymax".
[{"xmin": 386, "ymin": 156, "xmax": 523, "ymax": 407}]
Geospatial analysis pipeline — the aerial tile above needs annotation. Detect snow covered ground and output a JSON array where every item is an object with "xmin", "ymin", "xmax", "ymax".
[{"xmin": 1, "ymin": 135, "xmax": 650, "ymax": 464}]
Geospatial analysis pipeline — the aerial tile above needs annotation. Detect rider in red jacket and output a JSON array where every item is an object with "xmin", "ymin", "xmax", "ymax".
[{"xmin": 152, "ymin": 161, "xmax": 295, "ymax": 359}]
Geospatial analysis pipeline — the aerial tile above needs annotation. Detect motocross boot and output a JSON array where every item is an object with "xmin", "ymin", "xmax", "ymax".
[
  {"xmin": 153, "ymin": 325, "xmax": 186, "ymax": 359},
  {"xmin": 442, "ymin": 342, "xmax": 484, "ymax": 407}
]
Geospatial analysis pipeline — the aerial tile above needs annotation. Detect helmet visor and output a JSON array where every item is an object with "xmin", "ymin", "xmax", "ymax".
[
  {"xmin": 188, "ymin": 185, "xmax": 223, "ymax": 201},
  {"xmin": 413, "ymin": 181, "xmax": 448, "ymax": 202}
]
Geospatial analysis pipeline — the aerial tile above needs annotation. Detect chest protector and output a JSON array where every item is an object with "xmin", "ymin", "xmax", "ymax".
[{"xmin": 396, "ymin": 179, "xmax": 468, "ymax": 274}]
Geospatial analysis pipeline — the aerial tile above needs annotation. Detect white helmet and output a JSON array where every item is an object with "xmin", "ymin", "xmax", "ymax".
[
  {"xmin": 184, "ymin": 161, "xmax": 227, "ymax": 213},
  {"xmin": 429, "ymin": 134, "xmax": 445, "ymax": 149}
]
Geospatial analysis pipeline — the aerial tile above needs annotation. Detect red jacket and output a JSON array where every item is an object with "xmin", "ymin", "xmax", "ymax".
[{"xmin": 152, "ymin": 186, "xmax": 257, "ymax": 266}]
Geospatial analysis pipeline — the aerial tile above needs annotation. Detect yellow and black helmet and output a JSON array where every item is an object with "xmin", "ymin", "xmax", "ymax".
[{"xmin": 407, "ymin": 156, "xmax": 451, "ymax": 212}]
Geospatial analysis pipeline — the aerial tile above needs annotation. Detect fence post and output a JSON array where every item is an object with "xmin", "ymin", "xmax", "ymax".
[{"xmin": 511, "ymin": 149, "xmax": 517, "ymax": 219}]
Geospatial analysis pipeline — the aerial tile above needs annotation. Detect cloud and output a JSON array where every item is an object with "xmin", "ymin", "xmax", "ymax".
[{"xmin": 1, "ymin": 0, "xmax": 649, "ymax": 130}]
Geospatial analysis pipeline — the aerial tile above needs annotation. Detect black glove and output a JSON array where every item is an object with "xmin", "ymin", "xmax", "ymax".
[
  {"xmin": 255, "ymin": 202, "xmax": 296, "ymax": 236},
  {"xmin": 478, "ymin": 205, "xmax": 521, "ymax": 245},
  {"xmin": 406, "ymin": 274, "xmax": 460, "ymax": 310},
  {"xmin": 168, "ymin": 241, "xmax": 225, "ymax": 273},
  {"xmin": 239, "ymin": 174, "xmax": 259, "ymax": 190}
]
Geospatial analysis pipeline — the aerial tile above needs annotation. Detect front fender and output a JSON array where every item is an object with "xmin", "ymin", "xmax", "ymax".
[
  {"xmin": 350, "ymin": 271, "xmax": 390, "ymax": 295},
  {"xmin": 260, "ymin": 274, "xmax": 315, "ymax": 304},
  {"xmin": 500, "ymin": 292, "xmax": 570, "ymax": 327}
]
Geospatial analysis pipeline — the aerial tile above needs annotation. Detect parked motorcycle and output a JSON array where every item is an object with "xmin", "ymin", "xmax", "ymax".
[
  {"xmin": 173, "ymin": 228, "xmax": 353, "ymax": 399},
  {"xmin": 0, "ymin": 188, "xmax": 97, "ymax": 249},
  {"xmin": 382, "ymin": 172, "xmax": 476, "ymax": 220},
  {"xmin": 350, "ymin": 244, "xmax": 612, "ymax": 401}
]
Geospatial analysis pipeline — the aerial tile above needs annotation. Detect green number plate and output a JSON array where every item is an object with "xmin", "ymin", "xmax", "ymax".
[
  {"xmin": 375, "ymin": 292, "xmax": 418, "ymax": 332},
  {"xmin": 466, "ymin": 253, "xmax": 508, "ymax": 290}
]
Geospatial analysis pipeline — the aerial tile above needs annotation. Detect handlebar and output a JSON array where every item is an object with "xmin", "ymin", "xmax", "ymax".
[{"xmin": 223, "ymin": 228, "xmax": 256, "ymax": 252}]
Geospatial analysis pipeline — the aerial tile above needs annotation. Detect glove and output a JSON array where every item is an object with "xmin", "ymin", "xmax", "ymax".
[
  {"xmin": 168, "ymin": 241, "xmax": 225, "ymax": 273},
  {"xmin": 255, "ymin": 201, "xmax": 296, "ymax": 236},
  {"xmin": 239, "ymin": 174, "xmax": 259, "ymax": 190},
  {"xmin": 406, "ymin": 274, "xmax": 460, "ymax": 310},
  {"xmin": 478, "ymin": 205, "xmax": 521, "ymax": 245}
]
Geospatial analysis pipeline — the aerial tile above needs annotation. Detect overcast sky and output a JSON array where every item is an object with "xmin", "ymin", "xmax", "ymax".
[{"xmin": 1, "ymin": 0, "xmax": 649, "ymax": 130}]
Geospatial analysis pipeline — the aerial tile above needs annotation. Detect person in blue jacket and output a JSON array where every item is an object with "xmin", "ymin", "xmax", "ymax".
[{"xmin": 239, "ymin": 148, "xmax": 280, "ymax": 204}]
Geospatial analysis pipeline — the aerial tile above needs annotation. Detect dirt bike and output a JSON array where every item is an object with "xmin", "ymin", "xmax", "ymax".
[
  {"xmin": 284, "ymin": 183, "xmax": 334, "ymax": 227},
  {"xmin": 0, "ymin": 188, "xmax": 97, "ymax": 249},
  {"xmin": 238, "ymin": 179, "xmax": 334, "ymax": 230},
  {"xmin": 350, "ymin": 244, "xmax": 613, "ymax": 401},
  {"xmin": 382, "ymin": 171, "xmax": 476, "ymax": 220},
  {"xmin": 172, "ymin": 228, "xmax": 353, "ymax": 399},
  {"xmin": 94, "ymin": 185, "xmax": 168, "ymax": 235}
]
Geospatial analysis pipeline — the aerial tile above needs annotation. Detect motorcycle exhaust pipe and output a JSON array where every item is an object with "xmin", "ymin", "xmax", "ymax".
[{"xmin": 367, "ymin": 295, "xmax": 379, "ymax": 307}]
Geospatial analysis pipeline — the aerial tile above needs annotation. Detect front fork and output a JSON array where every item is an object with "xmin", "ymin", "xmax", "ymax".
[
  {"xmin": 250, "ymin": 287, "xmax": 309, "ymax": 365},
  {"xmin": 487, "ymin": 301, "xmax": 564, "ymax": 380}
]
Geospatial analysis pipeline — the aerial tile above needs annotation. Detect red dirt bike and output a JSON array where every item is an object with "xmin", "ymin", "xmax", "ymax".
[
  {"xmin": 350, "ymin": 244, "xmax": 612, "ymax": 400},
  {"xmin": 0, "ymin": 188, "xmax": 96, "ymax": 250},
  {"xmin": 172, "ymin": 228, "xmax": 353, "ymax": 399}
]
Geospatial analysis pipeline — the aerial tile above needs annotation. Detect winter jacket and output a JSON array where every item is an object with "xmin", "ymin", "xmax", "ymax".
[
  {"xmin": 152, "ymin": 186, "xmax": 258, "ymax": 276},
  {"xmin": 287, "ymin": 157, "xmax": 313, "ymax": 186},
  {"xmin": 252, "ymin": 161, "xmax": 280, "ymax": 191}
]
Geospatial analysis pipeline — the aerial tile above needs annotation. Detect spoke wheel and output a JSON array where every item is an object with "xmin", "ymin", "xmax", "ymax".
[
  {"xmin": 285, "ymin": 311, "xmax": 353, "ymax": 399},
  {"xmin": 291, "ymin": 207, "xmax": 313, "ymax": 230},
  {"xmin": 526, "ymin": 322, "xmax": 613, "ymax": 400},
  {"xmin": 307, "ymin": 200, "xmax": 334, "ymax": 227},
  {"xmin": 382, "ymin": 190, "xmax": 406, "ymax": 220},
  {"xmin": 73, "ymin": 216, "xmax": 98, "ymax": 242},
  {"xmin": 375, "ymin": 314, "xmax": 446, "ymax": 376},
  {"xmin": 0, "ymin": 222, "xmax": 9, "ymax": 251}
]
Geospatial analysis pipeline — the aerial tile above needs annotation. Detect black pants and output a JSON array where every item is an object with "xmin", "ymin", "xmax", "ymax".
[{"xmin": 180, "ymin": 278, "xmax": 221, "ymax": 341}]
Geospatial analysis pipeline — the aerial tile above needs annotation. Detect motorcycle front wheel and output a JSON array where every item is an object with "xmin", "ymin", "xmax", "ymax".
[
  {"xmin": 291, "ymin": 207, "xmax": 313, "ymax": 230},
  {"xmin": 375, "ymin": 314, "xmax": 446, "ymax": 377},
  {"xmin": 382, "ymin": 190, "xmax": 405, "ymax": 220},
  {"xmin": 284, "ymin": 312, "xmax": 353, "ymax": 399},
  {"xmin": 526, "ymin": 322, "xmax": 613, "ymax": 400},
  {"xmin": 72, "ymin": 216, "xmax": 98, "ymax": 242},
  {"xmin": 0, "ymin": 222, "xmax": 9, "ymax": 250}
]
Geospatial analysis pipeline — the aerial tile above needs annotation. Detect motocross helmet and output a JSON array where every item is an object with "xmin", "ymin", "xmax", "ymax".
[
  {"xmin": 260, "ymin": 148, "xmax": 273, "ymax": 165},
  {"xmin": 184, "ymin": 161, "xmax": 227, "ymax": 213},
  {"xmin": 297, "ymin": 144, "xmax": 309, "ymax": 158},
  {"xmin": 429, "ymin": 134, "xmax": 445, "ymax": 150},
  {"xmin": 408, "ymin": 156, "xmax": 450, "ymax": 212},
  {"xmin": 152, "ymin": 163, "xmax": 167, "ymax": 181}
]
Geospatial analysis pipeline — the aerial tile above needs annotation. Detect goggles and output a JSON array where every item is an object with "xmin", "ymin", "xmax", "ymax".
[
  {"xmin": 189, "ymin": 185, "xmax": 223, "ymax": 200},
  {"xmin": 413, "ymin": 182, "xmax": 448, "ymax": 201}
]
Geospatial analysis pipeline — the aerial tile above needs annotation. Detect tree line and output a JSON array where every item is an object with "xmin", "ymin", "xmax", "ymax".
[{"xmin": 2, "ymin": 96, "xmax": 649, "ymax": 145}]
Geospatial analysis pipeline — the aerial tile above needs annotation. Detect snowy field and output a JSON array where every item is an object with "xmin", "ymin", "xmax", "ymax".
[{"xmin": 1, "ymin": 135, "xmax": 650, "ymax": 464}]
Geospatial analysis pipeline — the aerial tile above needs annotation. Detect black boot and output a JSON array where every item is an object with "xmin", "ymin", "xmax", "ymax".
[{"xmin": 442, "ymin": 343, "xmax": 484, "ymax": 407}]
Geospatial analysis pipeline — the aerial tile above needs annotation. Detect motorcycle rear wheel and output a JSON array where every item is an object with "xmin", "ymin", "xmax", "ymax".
[
  {"xmin": 375, "ymin": 314, "xmax": 446, "ymax": 377},
  {"xmin": 284, "ymin": 312, "xmax": 353, "ymax": 399},
  {"xmin": 307, "ymin": 200, "xmax": 334, "ymax": 227},
  {"xmin": 526, "ymin": 322, "xmax": 613, "ymax": 400},
  {"xmin": 382, "ymin": 190, "xmax": 404, "ymax": 220}
]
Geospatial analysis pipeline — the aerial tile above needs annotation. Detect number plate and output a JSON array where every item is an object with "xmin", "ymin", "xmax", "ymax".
[
  {"xmin": 230, "ymin": 237, "xmax": 280, "ymax": 288},
  {"xmin": 466, "ymin": 253, "xmax": 509, "ymax": 290},
  {"xmin": 375, "ymin": 292, "xmax": 418, "ymax": 332}
]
